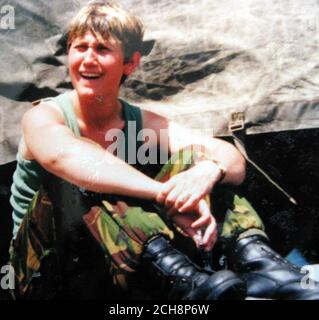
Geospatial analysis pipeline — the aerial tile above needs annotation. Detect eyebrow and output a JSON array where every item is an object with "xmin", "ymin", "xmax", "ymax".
[{"xmin": 73, "ymin": 38, "xmax": 115, "ymax": 48}]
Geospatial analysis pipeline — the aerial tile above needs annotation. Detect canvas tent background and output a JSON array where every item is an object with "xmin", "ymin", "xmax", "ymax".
[
  {"xmin": 0, "ymin": 0, "xmax": 319, "ymax": 285},
  {"xmin": 1, "ymin": 0, "xmax": 319, "ymax": 164}
]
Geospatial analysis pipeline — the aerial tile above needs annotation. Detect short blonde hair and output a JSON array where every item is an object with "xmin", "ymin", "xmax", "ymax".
[{"xmin": 67, "ymin": 1, "xmax": 144, "ymax": 62}]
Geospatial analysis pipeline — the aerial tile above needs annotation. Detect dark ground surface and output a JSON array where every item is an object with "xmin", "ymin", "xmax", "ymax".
[{"xmin": 0, "ymin": 128, "xmax": 318, "ymax": 299}]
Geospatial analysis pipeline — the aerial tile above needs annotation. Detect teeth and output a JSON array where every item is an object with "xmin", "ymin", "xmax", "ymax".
[{"xmin": 81, "ymin": 73, "xmax": 101, "ymax": 78}]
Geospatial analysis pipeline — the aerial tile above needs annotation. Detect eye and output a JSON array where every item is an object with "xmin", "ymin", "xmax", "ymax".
[
  {"xmin": 97, "ymin": 44, "xmax": 112, "ymax": 53},
  {"xmin": 74, "ymin": 44, "xmax": 87, "ymax": 52}
]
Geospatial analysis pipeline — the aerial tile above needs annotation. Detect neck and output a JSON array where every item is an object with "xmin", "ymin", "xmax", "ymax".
[{"xmin": 71, "ymin": 90, "xmax": 122, "ymax": 128}]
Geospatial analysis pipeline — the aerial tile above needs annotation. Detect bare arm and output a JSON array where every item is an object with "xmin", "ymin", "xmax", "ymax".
[
  {"xmin": 143, "ymin": 110, "xmax": 246, "ymax": 186},
  {"xmin": 22, "ymin": 103, "xmax": 162, "ymax": 200}
]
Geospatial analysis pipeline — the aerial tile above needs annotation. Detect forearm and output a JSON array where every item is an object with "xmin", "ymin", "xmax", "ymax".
[
  {"xmin": 166, "ymin": 120, "xmax": 246, "ymax": 186},
  {"xmin": 181, "ymin": 138, "xmax": 246, "ymax": 185},
  {"xmin": 42, "ymin": 138, "xmax": 162, "ymax": 200},
  {"xmin": 188, "ymin": 139, "xmax": 246, "ymax": 186}
]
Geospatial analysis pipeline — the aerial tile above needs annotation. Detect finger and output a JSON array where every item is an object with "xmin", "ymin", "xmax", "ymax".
[
  {"xmin": 174, "ymin": 193, "xmax": 191, "ymax": 210},
  {"xmin": 166, "ymin": 206, "xmax": 178, "ymax": 217},
  {"xmin": 204, "ymin": 228, "xmax": 217, "ymax": 251},
  {"xmin": 191, "ymin": 229, "xmax": 204, "ymax": 247},
  {"xmin": 164, "ymin": 186, "xmax": 184, "ymax": 208},
  {"xmin": 202, "ymin": 217, "xmax": 217, "ymax": 249},
  {"xmin": 179, "ymin": 194, "xmax": 201, "ymax": 213},
  {"xmin": 156, "ymin": 180, "xmax": 175, "ymax": 203},
  {"xmin": 190, "ymin": 212, "xmax": 210, "ymax": 229},
  {"xmin": 192, "ymin": 199, "xmax": 211, "ymax": 221},
  {"xmin": 189, "ymin": 199, "xmax": 211, "ymax": 230}
]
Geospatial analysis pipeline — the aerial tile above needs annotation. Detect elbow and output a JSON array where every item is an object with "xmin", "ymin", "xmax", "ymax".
[
  {"xmin": 39, "ymin": 150, "xmax": 68, "ymax": 176},
  {"xmin": 233, "ymin": 155, "xmax": 246, "ymax": 185}
]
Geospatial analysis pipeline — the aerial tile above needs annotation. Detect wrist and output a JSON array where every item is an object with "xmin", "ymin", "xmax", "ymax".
[
  {"xmin": 154, "ymin": 181, "xmax": 165, "ymax": 202},
  {"xmin": 193, "ymin": 151, "xmax": 227, "ymax": 183},
  {"xmin": 134, "ymin": 180, "xmax": 163, "ymax": 201},
  {"xmin": 210, "ymin": 159, "xmax": 227, "ymax": 183},
  {"xmin": 198, "ymin": 159, "xmax": 227, "ymax": 184}
]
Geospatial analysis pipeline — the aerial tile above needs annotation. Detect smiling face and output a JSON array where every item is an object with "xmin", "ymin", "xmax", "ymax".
[
  {"xmin": 66, "ymin": 2, "xmax": 144, "ymax": 101},
  {"xmin": 68, "ymin": 32, "xmax": 130, "ymax": 100}
]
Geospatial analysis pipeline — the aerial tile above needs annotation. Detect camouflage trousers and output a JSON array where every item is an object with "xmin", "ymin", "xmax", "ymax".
[{"xmin": 10, "ymin": 150, "xmax": 266, "ymax": 299}]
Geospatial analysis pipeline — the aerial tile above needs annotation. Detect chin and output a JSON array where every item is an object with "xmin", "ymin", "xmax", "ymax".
[{"xmin": 77, "ymin": 87, "xmax": 101, "ymax": 100}]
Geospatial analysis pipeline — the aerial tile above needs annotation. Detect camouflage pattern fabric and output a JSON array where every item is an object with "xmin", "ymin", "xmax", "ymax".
[
  {"xmin": 82, "ymin": 202, "xmax": 174, "ymax": 289},
  {"xmin": 9, "ymin": 186, "xmax": 58, "ymax": 298},
  {"xmin": 9, "ymin": 149, "xmax": 265, "ymax": 298},
  {"xmin": 218, "ymin": 191, "xmax": 265, "ymax": 244}
]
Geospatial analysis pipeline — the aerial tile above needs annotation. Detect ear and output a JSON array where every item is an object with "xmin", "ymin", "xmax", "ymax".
[{"xmin": 123, "ymin": 52, "xmax": 141, "ymax": 76}]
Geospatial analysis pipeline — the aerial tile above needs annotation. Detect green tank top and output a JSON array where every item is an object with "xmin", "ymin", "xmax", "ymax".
[{"xmin": 10, "ymin": 92, "xmax": 143, "ymax": 237}]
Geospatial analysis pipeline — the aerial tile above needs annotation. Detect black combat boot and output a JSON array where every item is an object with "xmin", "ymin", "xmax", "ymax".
[
  {"xmin": 141, "ymin": 236, "xmax": 246, "ymax": 300},
  {"xmin": 227, "ymin": 235, "xmax": 319, "ymax": 300}
]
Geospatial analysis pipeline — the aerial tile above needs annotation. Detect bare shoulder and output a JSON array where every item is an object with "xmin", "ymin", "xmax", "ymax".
[
  {"xmin": 22, "ymin": 99, "xmax": 65, "ymax": 130},
  {"xmin": 20, "ymin": 99, "xmax": 67, "ymax": 160}
]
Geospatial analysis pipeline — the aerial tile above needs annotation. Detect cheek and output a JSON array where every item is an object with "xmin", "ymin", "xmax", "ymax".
[
  {"xmin": 68, "ymin": 51, "xmax": 81, "ymax": 69},
  {"xmin": 106, "ymin": 56, "xmax": 125, "ymax": 74},
  {"xmin": 68, "ymin": 61, "xmax": 81, "ymax": 82}
]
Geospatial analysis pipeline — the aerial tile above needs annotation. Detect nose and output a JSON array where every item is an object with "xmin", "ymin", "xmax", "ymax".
[{"xmin": 83, "ymin": 48, "xmax": 98, "ymax": 65}]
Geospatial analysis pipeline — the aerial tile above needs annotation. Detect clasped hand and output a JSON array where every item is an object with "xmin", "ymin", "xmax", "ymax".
[{"xmin": 156, "ymin": 161, "xmax": 222, "ymax": 251}]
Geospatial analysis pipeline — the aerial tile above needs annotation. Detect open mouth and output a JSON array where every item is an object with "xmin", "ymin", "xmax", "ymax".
[{"xmin": 80, "ymin": 72, "xmax": 102, "ymax": 80}]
